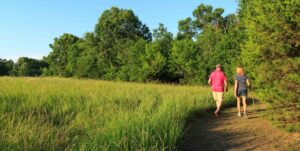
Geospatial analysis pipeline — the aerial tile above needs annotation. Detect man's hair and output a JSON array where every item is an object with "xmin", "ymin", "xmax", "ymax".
[{"xmin": 216, "ymin": 64, "xmax": 221, "ymax": 69}]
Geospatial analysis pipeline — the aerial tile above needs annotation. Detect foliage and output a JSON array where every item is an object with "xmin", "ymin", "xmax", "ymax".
[
  {"xmin": 95, "ymin": 7, "xmax": 152, "ymax": 43},
  {"xmin": 169, "ymin": 39, "xmax": 202, "ymax": 83},
  {"xmin": 40, "ymin": 5, "xmax": 241, "ymax": 84},
  {"xmin": 177, "ymin": 17, "xmax": 195, "ymax": 40},
  {"xmin": 47, "ymin": 33, "xmax": 81, "ymax": 76},
  {"xmin": 13, "ymin": 57, "xmax": 48, "ymax": 76},
  {"xmin": 0, "ymin": 59, "xmax": 14, "ymax": 76},
  {"xmin": 239, "ymin": 0, "xmax": 300, "ymax": 131}
]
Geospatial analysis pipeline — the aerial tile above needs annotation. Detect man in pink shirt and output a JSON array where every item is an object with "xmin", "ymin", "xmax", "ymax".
[{"xmin": 208, "ymin": 64, "xmax": 228, "ymax": 117}]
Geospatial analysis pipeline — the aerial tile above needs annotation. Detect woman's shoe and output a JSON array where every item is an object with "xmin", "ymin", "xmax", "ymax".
[{"xmin": 243, "ymin": 113, "xmax": 248, "ymax": 118}]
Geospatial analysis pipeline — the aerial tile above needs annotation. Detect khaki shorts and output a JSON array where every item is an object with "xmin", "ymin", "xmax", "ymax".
[{"xmin": 212, "ymin": 92, "xmax": 224, "ymax": 102}]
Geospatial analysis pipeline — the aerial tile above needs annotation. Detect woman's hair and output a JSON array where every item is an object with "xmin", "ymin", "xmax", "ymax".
[{"xmin": 236, "ymin": 66, "xmax": 244, "ymax": 75}]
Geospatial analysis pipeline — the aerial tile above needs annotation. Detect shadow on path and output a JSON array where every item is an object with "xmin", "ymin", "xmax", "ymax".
[{"xmin": 178, "ymin": 99, "xmax": 300, "ymax": 151}]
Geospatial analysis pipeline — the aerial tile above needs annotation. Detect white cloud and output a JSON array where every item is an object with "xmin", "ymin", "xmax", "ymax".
[{"xmin": 0, "ymin": 54, "xmax": 45, "ymax": 62}]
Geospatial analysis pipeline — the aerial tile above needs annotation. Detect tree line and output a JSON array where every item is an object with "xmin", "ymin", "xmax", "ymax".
[
  {"xmin": 0, "ymin": 57, "xmax": 47, "ymax": 76},
  {"xmin": 1, "ymin": 1, "xmax": 299, "ymax": 131},
  {"xmin": 2, "ymin": 4, "xmax": 242, "ymax": 84}
]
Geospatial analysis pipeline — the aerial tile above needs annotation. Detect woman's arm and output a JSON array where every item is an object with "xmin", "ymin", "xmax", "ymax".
[
  {"xmin": 234, "ymin": 80, "xmax": 238, "ymax": 97},
  {"xmin": 246, "ymin": 79, "xmax": 250, "ymax": 87}
]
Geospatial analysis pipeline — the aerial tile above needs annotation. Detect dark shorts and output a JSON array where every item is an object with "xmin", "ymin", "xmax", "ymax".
[{"xmin": 237, "ymin": 89, "xmax": 247, "ymax": 97}]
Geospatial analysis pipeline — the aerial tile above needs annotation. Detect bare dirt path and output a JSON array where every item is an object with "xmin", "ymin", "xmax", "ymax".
[{"xmin": 179, "ymin": 101, "xmax": 300, "ymax": 151}]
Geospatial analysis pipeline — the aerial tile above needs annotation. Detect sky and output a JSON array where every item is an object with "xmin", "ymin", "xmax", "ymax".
[{"xmin": 0, "ymin": 0, "xmax": 238, "ymax": 61}]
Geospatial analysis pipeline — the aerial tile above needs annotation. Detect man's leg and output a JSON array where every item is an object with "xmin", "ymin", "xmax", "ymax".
[
  {"xmin": 212, "ymin": 92, "xmax": 218, "ymax": 113},
  {"xmin": 218, "ymin": 92, "xmax": 224, "ymax": 112},
  {"xmin": 215, "ymin": 92, "xmax": 224, "ymax": 113},
  {"xmin": 216, "ymin": 101, "xmax": 219, "ymax": 112},
  {"xmin": 216, "ymin": 100, "xmax": 221, "ymax": 113}
]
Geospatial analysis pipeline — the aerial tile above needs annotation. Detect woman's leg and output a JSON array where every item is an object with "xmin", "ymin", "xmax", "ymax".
[
  {"xmin": 242, "ymin": 96, "xmax": 247, "ymax": 114},
  {"xmin": 237, "ymin": 96, "xmax": 241, "ymax": 115}
]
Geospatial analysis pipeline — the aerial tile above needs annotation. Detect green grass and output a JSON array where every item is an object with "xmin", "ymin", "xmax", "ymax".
[
  {"xmin": 267, "ymin": 106, "xmax": 300, "ymax": 132},
  {"xmin": 0, "ymin": 77, "xmax": 234, "ymax": 150}
]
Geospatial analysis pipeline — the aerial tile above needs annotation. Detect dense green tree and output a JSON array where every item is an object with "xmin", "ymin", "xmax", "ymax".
[
  {"xmin": 177, "ymin": 17, "xmax": 196, "ymax": 40},
  {"xmin": 0, "ymin": 59, "xmax": 14, "ymax": 76},
  {"xmin": 192, "ymin": 4, "xmax": 224, "ymax": 31},
  {"xmin": 223, "ymin": 14, "xmax": 239, "ymax": 34},
  {"xmin": 75, "ymin": 32, "xmax": 104, "ymax": 78},
  {"xmin": 240, "ymin": 0, "xmax": 300, "ymax": 131},
  {"xmin": 95, "ymin": 7, "xmax": 152, "ymax": 43},
  {"xmin": 169, "ymin": 39, "xmax": 202, "ymax": 83},
  {"xmin": 93, "ymin": 7, "xmax": 152, "ymax": 79},
  {"xmin": 14, "ymin": 57, "xmax": 48, "ymax": 76},
  {"xmin": 152, "ymin": 23, "xmax": 173, "ymax": 58},
  {"xmin": 115, "ymin": 39, "xmax": 147, "ymax": 81},
  {"xmin": 141, "ymin": 42, "xmax": 167, "ymax": 81},
  {"xmin": 152, "ymin": 23, "xmax": 174, "ymax": 81},
  {"xmin": 47, "ymin": 33, "xmax": 80, "ymax": 76}
]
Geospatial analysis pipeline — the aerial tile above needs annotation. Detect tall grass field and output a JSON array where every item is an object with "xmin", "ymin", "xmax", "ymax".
[{"xmin": 0, "ymin": 77, "xmax": 233, "ymax": 150}]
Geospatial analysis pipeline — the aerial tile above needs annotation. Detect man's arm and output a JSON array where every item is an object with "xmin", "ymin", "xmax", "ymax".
[
  {"xmin": 208, "ymin": 73, "xmax": 212, "ymax": 86},
  {"xmin": 224, "ymin": 80, "xmax": 228, "ymax": 92},
  {"xmin": 223, "ymin": 73, "xmax": 228, "ymax": 92}
]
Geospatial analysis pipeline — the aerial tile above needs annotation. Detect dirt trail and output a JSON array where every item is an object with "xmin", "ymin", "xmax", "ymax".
[{"xmin": 179, "ymin": 101, "xmax": 300, "ymax": 151}]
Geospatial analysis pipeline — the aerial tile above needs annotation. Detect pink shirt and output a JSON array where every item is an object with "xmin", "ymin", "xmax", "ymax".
[{"xmin": 209, "ymin": 68, "xmax": 227, "ymax": 92}]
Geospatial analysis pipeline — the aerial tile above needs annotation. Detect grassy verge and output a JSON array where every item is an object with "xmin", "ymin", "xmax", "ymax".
[{"xmin": 267, "ymin": 103, "xmax": 300, "ymax": 132}]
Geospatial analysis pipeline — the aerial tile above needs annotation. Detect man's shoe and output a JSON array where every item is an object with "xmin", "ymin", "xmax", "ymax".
[
  {"xmin": 214, "ymin": 110, "xmax": 220, "ymax": 118},
  {"xmin": 214, "ymin": 112, "xmax": 219, "ymax": 118},
  {"xmin": 237, "ymin": 113, "xmax": 242, "ymax": 117}
]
